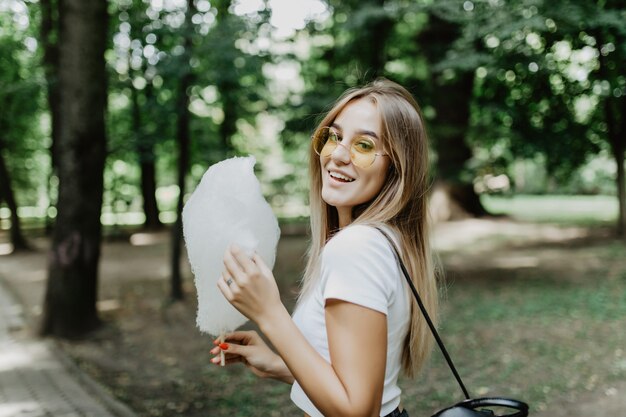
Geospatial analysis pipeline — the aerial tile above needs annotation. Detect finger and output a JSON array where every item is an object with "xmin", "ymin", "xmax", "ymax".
[
  {"xmin": 221, "ymin": 271, "xmax": 238, "ymax": 290},
  {"xmin": 218, "ymin": 342, "xmax": 247, "ymax": 357},
  {"xmin": 252, "ymin": 253, "xmax": 273, "ymax": 277},
  {"xmin": 214, "ymin": 331, "xmax": 252, "ymax": 346},
  {"xmin": 224, "ymin": 330, "xmax": 255, "ymax": 345},
  {"xmin": 211, "ymin": 350, "xmax": 241, "ymax": 361},
  {"xmin": 211, "ymin": 355, "xmax": 245, "ymax": 366},
  {"xmin": 210, "ymin": 342, "xmax": 239, "ymax": 356},
  {"xmin": 224, "ymin": 356, "xmax": 246, "ymax": 365},
  {"xmin": 211, "ymin": 347, "xmax": 248, "ymax": 365},
  {"xmin": 229, "ymin": 244, "xmax": 258, "ymax": 275},
  {"xmin": 223, "ymin": 248, "xmax": 246, "ymax": 284},
  {"xmin": 224, "ymin": 356, "xmax": 247, "ymax": 366},
  {"xmin": 216, "ymin": 275, "xmax": 234, "ymax": 301}
]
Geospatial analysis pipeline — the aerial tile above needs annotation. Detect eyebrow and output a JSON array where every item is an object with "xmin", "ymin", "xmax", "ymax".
[{"xmin": 330, "ymin": 122, "xmax": 380, "ymax": 140}]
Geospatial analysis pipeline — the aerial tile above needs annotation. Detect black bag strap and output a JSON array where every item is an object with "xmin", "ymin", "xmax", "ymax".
[{"xmin": 375, "ymin": 226, "xmax": 471, "ymax": 400}]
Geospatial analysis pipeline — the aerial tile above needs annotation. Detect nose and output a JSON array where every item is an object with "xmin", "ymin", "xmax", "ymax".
[{"xmin": 329, "ymin": 142, "xmax": 352, "ymax": 165}]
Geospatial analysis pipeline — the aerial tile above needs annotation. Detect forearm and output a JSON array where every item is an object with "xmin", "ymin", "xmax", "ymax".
[
  {"xmin": 258, "ymin": 307, "xmax": 373, "ymax": 417},
  {"xmin": 219, "ymin": 247, "xmax": 381, "ymax": 415},
  {"xmin": 266, "ymin": 352, "xmax": 295, "ymax": 384}
]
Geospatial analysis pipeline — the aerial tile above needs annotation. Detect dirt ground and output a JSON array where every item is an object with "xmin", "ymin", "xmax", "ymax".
[{"xmin": 1, "ymin": 218, "xmax": 625, "ymax": 416}]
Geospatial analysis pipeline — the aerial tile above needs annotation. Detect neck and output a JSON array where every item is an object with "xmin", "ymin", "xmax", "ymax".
[{"xmin": 337, "ymin": 207, "xmax": 352, "ymax": 229}]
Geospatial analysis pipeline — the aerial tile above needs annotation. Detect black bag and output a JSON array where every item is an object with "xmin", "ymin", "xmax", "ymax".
[{"xmin": 375, "ymin": 227, "xmax": 529, "ymax": 417}]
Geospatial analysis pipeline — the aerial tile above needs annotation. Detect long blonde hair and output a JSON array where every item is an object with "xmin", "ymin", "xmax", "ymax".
[{"xmin": 300, "ymin": 78, "xmax": 437, "ymax": 378}]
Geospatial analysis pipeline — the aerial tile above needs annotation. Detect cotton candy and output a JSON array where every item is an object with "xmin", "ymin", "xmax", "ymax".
[{"xmin": 182, "ymin": 156, "xmax": 281, "ymax": 337}]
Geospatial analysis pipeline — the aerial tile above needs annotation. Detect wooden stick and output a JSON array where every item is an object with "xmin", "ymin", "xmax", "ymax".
[{"xmin": 219, "ymin": 333, "xmax": 225, "ymax": 367}]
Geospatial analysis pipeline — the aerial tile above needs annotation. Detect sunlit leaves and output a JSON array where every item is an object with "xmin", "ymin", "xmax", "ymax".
[{"xmin": 0, "ymin": 0, "xmax": 47, "ymax": 205}]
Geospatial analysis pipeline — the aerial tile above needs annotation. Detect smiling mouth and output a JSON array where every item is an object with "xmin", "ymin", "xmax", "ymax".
[{"xmin": 329, "ymin": 171, "xmax": 355, "ymax": 182}]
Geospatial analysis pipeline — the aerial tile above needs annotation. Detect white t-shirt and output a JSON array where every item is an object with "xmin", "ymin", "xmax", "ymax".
[{"xmin": 290, "ymin": 224, "xmax": 411, "ymax": 417}]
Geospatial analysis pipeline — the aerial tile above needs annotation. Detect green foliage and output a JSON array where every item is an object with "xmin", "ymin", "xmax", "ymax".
[
  {"xmin": 102, "ymin": 0, "xmax": 273, "ymax": 216},
  {"xmin": 1, "ymin": 0, "xmax": 624, "ymax": 224},
  {"xmin": 0, "ymin": 1, "xmax": 48, "ymax": 206},
  {"xmin": 465, "ymin": 0, "xmax": 625, "ymax": 183}
]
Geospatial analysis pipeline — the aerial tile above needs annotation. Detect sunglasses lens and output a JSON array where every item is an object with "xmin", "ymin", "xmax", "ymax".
[
  {"xmin": 352, "ymin": 138, "xmax": 376, "ymax": 168},
  {"xmin": 312, "ymin": 127, "xmax": 378, "ymax": 168},
  {"xmin": 313, "ymin": 127, "xmax": 336, "ymax": 157}
]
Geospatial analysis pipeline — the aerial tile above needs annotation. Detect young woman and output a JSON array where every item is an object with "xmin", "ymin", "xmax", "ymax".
[{"xmin": 211, "ymin": 78, "xmax": 438, "ymax": 417}]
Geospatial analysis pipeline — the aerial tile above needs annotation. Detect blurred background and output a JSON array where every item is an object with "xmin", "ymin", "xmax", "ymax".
[{"xmin": 0, "ymin": 0, "xmax": 625, "ymax": 416}]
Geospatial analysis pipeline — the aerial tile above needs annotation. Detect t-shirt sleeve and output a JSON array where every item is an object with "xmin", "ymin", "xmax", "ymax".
[{"xmin": 321, "ymin": 225, "xmax": 398, "ymax": 315}]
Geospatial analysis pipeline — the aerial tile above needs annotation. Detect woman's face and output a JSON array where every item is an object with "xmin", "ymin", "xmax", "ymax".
[{"xmin": 320, "ymin": 98, "xmax": 391, "ymax": 226}]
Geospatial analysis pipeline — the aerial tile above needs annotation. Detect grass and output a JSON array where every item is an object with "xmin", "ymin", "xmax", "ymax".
[
  {"xmin": 481, "ymin": 194, "xmax": 618, "ymax": 226},
  {"xmin": 397, "ymin": 193, "xmax": 625, "ymax": 414},
  {"xmin": 3, "ymin": 195, "xmax": 625, "ymax": 416},
  {"xmin": 399, "ymin": 223, "xmax": 626, "ymax": 416}
]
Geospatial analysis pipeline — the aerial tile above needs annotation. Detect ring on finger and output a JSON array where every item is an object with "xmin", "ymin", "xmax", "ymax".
[{"xmin": 226, "ymin": 278, "xmax": 233, "ymax": 286}]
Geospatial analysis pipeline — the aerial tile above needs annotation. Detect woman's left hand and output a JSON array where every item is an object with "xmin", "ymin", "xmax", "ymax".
[{"xmin": 218, "ymin": 245, "xmax": 285, "ymax": 325}]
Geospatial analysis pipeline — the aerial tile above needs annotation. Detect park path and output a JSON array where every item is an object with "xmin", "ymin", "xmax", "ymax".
[{"xmin": 0, "ymin": 278, "xmax": 137, "ymax": 417}]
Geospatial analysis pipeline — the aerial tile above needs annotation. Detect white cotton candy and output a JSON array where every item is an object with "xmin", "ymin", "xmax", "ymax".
[{"xmin": 182, "ymin": 156, "xmax": 281, "ymax": 337}]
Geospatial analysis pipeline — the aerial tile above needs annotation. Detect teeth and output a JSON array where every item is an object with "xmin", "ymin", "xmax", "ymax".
[{"xmin": 330, "ymin": 171, "xmax": 355, "ymax": 182}]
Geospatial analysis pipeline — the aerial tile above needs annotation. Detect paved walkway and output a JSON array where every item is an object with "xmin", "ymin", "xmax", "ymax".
[{"xmin": 0, "ymin": 279, "xmax": 137, "ymax": 417}]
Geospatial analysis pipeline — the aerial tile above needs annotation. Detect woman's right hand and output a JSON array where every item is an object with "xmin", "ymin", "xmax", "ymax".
[{"xmin": 211, "ymin": 330, "xmax": 294, "ymax": 384}]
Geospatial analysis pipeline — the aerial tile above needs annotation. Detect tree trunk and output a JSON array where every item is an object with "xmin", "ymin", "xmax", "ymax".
[
  {"xmin": 218, "ymin": 86, "xmax": 237, "ymax": 151},
  {"xmin": 0, "ymin": 140, "xmax": 29, "ymax": 250},
  {"xmin": 596, "ymin": 27, "xmax": 626, "ymax": 237},
  {"xmin": 170, "ymin": 0, "xmax": 196, "ymax": 301},
  {"xmin": 127, "ymin": 5, "xmax": 162, "ymax": 230},
  {"xmin": 170, "ymin": 80, "xmax": 191, "ymax": 301},
  {"xmin": 41, "ymin": 0, "xmax": 108, "ymax": 338},
  {"xmin": 132, "ymin": 85, "xmax": 162, "ymax": 230},
  {"xmin": 356, "ymin": 0, "xmax": 393, "ymax": 78},
  {"xmin": 614, "ymin": 144, "xmax": 626, "ymax": 237},
  {"xmin": 140, "ymin": 153, "xmax": 162, "ymax": 230},
  {"xmin": 431, "ymin": 72, "xmax": 487, "ymax": 219},
  {"xmin": 607, "ymin": 97, "xmax": 625, "ymax": 237},
  {"xmin": 214, "ymin": 0, "xmax": 238, "ymax": 153},
  {"xmin": 40, "ymin": 0, "xmax": 61, "ymax": 236},
  {"xmin": 417, "ymin": 13, "xmax": 488, "ymax": 220}
]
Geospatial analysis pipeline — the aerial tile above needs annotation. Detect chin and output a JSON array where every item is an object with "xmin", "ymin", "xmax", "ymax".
[{"xmin": 322, "ymin": 196, "xmax": 358, "ymax": 212}]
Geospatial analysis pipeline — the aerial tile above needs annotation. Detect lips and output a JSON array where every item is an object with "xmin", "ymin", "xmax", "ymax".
[{"xmin": 329, "ymin": 171, "xmax": 355, "ymax": 182}]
